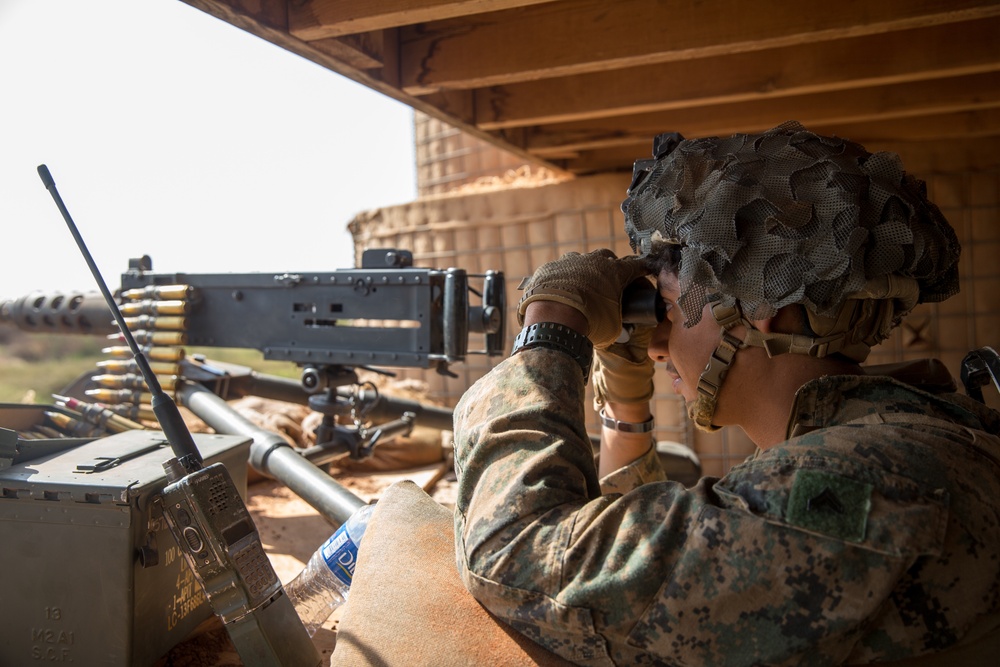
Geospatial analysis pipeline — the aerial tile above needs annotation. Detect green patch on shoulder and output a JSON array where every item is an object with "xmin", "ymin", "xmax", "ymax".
[{"xmin": 786, "ymin": 469, "xmax": 872, "ymax": 542}]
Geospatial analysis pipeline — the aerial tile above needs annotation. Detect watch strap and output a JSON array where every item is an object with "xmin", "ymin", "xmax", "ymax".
[{"xmin": 511, "ymin": 322, "xmax": 593, "ymax": 378}]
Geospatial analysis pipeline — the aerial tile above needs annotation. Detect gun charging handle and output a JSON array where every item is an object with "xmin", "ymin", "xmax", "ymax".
[{"xmin": 470, "ymin": 269, "xmax": 506, "ymax": 356}]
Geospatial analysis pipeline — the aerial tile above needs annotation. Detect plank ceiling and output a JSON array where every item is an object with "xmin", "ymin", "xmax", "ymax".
[{"xmin": 181, "ymin": 0, "xmax": 1000, "ymax": 176}]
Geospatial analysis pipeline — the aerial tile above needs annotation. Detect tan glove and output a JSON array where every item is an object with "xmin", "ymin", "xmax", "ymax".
[
  {"xmin": 517, "ymin": 249, "xmax": 651, "ymax": 349},
  {"xmin": 591, "ymin": 324, "xmax": 656, "ymax": 409}
]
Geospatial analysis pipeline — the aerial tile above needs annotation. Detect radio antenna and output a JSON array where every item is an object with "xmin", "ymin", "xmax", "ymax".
[{"xmin": 37, "ymin": 164, "xmax": 203, "ymax": 473}]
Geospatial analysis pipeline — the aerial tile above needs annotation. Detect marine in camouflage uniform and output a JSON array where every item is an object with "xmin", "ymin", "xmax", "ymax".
[{"xmin": 452, "ymin": 124, "xmax": 1000, "ymax": 665}]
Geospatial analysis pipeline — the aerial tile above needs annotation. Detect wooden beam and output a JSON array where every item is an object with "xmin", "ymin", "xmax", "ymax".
[
  {"xmin": 810, "ymin": 108, "xmax": 1000, "ymax": 143},
  {"xmin": 558, "ymin": 108, "xmax": 1000, "ymax": 175},
  {"xmin": 177, "ymin": 0, "xmax": 1000, "ymax": 176},
  {"xmin": 524, "ymin": 72, "xmax": 1000, "ymax": 156},
  {"xmin": 554, "ymin": 109, "xmax": 1000, "ymax": 176},
  {"xmin": 474, "ymin": 17, "xmax": 1000, "ymax": 129},
  {"xmin": 289, "ymin": 0, "xmax": 557, "ymax": 40},
  {"xmin": 855, "ymin": 135, "xmax": 1000, "ymax": 174},
  {"xmin": 399, "ymin": 0, "xmax": 1000, "ymax": 93},
  {"xmin": 182, "ymin": 0, "xmax": 288, "ymax": 30},
  {"xmin": 309, "ymin": 32, "xmax": 386, "ymax": 69},
  {"xmin": 554, "ymin": 145, "xmax": 654, "ymax": 176}
]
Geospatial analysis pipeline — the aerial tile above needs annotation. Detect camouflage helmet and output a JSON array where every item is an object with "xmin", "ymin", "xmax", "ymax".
[{"xmin": 621, "ymin": 122, "xmax": 961, "ymax": 363}]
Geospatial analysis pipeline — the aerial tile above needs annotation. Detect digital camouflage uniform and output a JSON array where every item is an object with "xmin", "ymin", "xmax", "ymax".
[{"xmin": 453, "ymin": 348, "xmax": 1000, "ymax": 666}]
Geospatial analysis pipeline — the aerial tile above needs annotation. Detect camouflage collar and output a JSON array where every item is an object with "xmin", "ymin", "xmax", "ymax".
[{"xmin": 786, "ymin": 370, "xmax": 999, "ymax": 439}]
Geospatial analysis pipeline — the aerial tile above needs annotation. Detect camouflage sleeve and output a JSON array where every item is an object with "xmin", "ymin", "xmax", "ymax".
[
  {"xmin": 452, "ymin": 351, "xmax": 969, "ymax": 666},
  {"xmin": 452, "ymin": 347, "xmax": 708, "ymax": 665},
  {"xmin": 598, "ymin": 442, "xmax": 664, "ymax": 495}
]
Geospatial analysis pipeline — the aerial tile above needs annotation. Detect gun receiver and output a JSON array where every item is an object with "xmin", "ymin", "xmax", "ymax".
[{"xmin": 117, "ymin": 248, "xmax": 506, "ymax": 377}]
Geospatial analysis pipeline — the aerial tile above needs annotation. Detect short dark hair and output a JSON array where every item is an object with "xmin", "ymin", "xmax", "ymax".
[{"xmin": 642, "ymin": 239, "xmax": 682, "ymax": 280}]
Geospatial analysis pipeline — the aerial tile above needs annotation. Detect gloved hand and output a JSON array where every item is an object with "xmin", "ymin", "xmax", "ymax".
[
  {"xmin": 592, "ymin": 324, "xmax": 656, "ymax": 408},
  {"xmin": 517, "ymin": 249, "xmax": 651, "ymax": 349}
]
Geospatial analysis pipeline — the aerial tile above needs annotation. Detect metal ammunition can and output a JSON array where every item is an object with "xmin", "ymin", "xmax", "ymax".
[{"xmin": 0, "ymin": 407, "xmax": 251, "ymax": 666}]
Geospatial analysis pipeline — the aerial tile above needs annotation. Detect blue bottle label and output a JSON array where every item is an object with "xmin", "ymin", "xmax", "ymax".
[{"xmin": 321, "ymin": 526, "xmax": 359, "ymax": 587}]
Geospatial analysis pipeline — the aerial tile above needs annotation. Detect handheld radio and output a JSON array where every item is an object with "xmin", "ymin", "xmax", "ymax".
[{"xmin": 38, "ymin": 164, "xmax": 321, "ymax": 667}]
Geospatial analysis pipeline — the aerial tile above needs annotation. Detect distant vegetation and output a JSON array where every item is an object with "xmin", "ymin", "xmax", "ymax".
[
  {"xmin": 0, "ymin": 323, "xmax": 299, "ymax": 404},
  {"xmin": 0, "ymin": 323, "xmax": 105, "ymax": 403}
]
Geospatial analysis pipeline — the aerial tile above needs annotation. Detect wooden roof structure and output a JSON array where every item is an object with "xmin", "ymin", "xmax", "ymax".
[{"xmin": 182, "ymin": 0, "xmax": 1000, "ymax": 176}]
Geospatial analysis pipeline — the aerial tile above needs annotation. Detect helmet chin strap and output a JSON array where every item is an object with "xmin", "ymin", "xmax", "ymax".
[
  {"xmin": 689, "ymin": 299, "xmax": 870, "ymax": 431},
  {"xmin": 688, "ymin": 303, "xmax": 748, "ymax": 432}
]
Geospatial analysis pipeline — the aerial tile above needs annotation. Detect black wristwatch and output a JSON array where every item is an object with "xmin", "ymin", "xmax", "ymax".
[{"xmin": 510, "ymin": 321, "xmax": 593, "ymax": 378}]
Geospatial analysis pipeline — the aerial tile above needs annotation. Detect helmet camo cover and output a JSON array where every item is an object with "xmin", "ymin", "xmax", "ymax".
[{"xmin": 621, "ymin": 122, "xmax": 961, "ymax": 349}]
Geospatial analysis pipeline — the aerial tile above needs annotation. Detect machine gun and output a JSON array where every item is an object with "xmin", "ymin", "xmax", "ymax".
[
  {"xmin": 115, "ymin": 247, "xmax": 505, "ymax": 374},
  {"xmin": 2, "ymin": 248, "xmax": 506, "ymax": 464},
  {"xmin": 117, "ymin": 247, "xmax": 504, "ymax": 455}
]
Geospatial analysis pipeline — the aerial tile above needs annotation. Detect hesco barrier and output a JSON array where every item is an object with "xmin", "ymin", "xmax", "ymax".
[
  {"xmin": 348, "ymin": 172, "xmax": 760, "ymax": 478},
  {"xmin": 414, "ymin": 111, "xmax": 533, "ymax": 198}
]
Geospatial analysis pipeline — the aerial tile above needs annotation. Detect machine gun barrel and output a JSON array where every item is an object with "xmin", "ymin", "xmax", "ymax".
[{"xmin": 0, "ymin": 290, "xmax": 116, "ymax": 335}]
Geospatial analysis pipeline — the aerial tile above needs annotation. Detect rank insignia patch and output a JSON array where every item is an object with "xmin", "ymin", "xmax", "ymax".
[{"xmin": 786, "ymin": 469, "xmax": 872, "ymax": 542}]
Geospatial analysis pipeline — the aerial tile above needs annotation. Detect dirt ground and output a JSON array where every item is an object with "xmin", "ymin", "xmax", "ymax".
[{"xmin": 155, "ymin": 461, "xmax": 459, "ymax": 666}]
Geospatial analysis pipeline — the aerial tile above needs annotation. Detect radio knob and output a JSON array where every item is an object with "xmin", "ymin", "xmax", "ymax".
[{"xmin": 182, "ymin": 526, "xmax": 204, "ymax": 553}]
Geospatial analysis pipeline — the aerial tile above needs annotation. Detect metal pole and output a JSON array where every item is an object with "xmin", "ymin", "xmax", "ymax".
[{"xmin": 178, "ymin": 381, "xmax": 366, "ymax": 526}]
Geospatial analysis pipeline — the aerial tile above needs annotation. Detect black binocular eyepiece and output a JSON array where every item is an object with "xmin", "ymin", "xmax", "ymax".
[{"xmin": 621, "ymin": 278, "xmax": 664, "ymax": 327}]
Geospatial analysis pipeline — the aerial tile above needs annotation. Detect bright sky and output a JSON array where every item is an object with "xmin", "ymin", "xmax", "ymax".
[{"xmin": 0, "ymin": 0, "xmax": 417, "ymax": 302}]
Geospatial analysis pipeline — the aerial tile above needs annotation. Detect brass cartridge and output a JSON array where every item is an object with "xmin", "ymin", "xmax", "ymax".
[
  {"xmin": 101, "ymin": 346, "xmax": 185, "ymax": 362},
  {"xmin": 121, "ymin": 284, "xmax": 193, "ymax": 301},
  {"xmin": 122, "ymin": 315, "xmax": 187, "ymax": 331},
  {"xmin": 107, "ymin": 330, "xmax": 187, "ymax": 346},
  {"xmin": 96, "ymin": 359, "xmax": 181, "ymax": 376},
  {"xmin": 45, "ymin": 411, "xmax": 102, "ymax": 437},
  {"xmin": 119, "ymin": 300, "xmax": 188, "ymax": 316},
  {"xmin": 85, "ymin": 388, "xmax": 155, "ymax": 405}
]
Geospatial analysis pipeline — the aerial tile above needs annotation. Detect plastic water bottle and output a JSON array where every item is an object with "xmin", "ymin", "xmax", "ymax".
[{"xmin": 284, "ymin": 503, "xmax": 375, "ymax": 636}]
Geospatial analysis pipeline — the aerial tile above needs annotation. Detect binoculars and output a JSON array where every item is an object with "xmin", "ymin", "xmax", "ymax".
[{"xmin": 621, "ymin": 278, "xmax": 665, "ymax": 327}]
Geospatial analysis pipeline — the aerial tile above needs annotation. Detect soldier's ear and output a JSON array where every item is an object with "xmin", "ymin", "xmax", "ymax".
[
  {"xmin": 756, "ymin": 304, "xmax": 809, "ymax": 336},
  {"xmin": 751, "ymin": 315, "xmax": 777, "ymax": 334}
]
